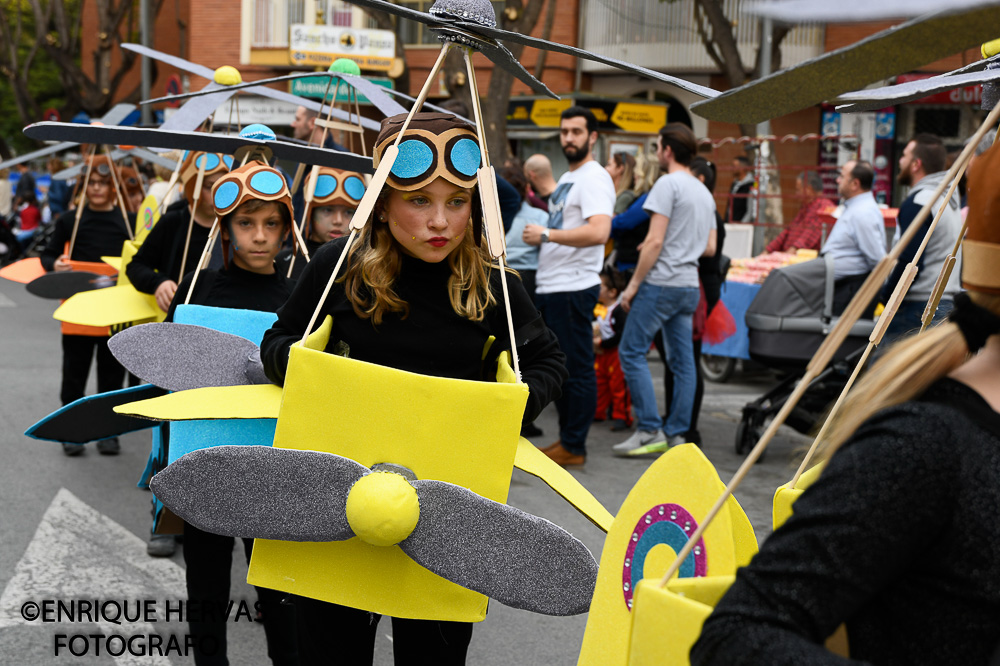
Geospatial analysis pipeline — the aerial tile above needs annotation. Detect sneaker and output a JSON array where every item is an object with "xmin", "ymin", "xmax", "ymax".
[
  {"xmin": 610, "ymin": 419, "xmax": 630, "ymax": 432},
  {"xmin": 613, "ymin": 429, "xmax": 666, "ymax": 458},
  {"xmin": 96, "ymin": 437, "xmax": 120, "ymax": 455},
  {"xmin": 146, "ymin": 534, "xmax": 176, "ymax": 557},
  {"xmin": 667, "ymin": 434, "xmax": 688, "ymax": 447},
  {"xmin": 61, "ymin": 442, "xmax": 85, "ymax": 457}
]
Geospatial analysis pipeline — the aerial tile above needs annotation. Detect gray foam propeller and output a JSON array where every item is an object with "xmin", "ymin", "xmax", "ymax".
[
  {"xmin": 120, "ymin": 43, "xmax": 381, "ymax": 132},
  {"xmin": 747, "ymin": 0, "xmax": 1000, "ymax": 22},
  {"xmin": 690, "ymin": 4, "xmax": 1000, "ymax": 124},
  {"xmin": 151, "ymin": 445, "xmax": 598, "ymax": 616},
  {"xmin": 108, "ymin": 323, "xmax": 268, "ymax": 391},
  {"xmin": 337, "ymin": 0, "xmax": 717, "ymax": 100},
  {"xmin": 22, "ymin": 123, "xmax": 374, "ymax": 174},
  {"xmin": 835, "ymin": 58, "xmax": 1000, "ymax": 113}
]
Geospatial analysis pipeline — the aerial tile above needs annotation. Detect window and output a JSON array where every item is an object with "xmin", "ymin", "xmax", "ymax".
[{"xmin": 252, "ymin": 0, "xmax": 305, "ymax": 48}]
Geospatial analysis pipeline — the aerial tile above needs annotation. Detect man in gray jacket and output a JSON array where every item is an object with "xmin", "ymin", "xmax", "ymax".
[{"xmin": 882, "ymin": 133, "xmax": 962, "ymax": 341}]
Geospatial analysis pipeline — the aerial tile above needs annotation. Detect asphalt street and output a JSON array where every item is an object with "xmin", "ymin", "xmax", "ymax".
[{"xmin": 0, "ymin": 275, "xmax": 814, "ymax": 665}]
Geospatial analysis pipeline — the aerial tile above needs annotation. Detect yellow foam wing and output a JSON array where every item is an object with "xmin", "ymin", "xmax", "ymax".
[
  {"xmin": 115, "ymin": 384, "xmax": 282, "ymax": 421},
  {"xmin": 513, "ymin": 437, "xmax": 614, "ymax": 532},
  {"xmin": 53, "ymin": 285, "xmax": 161, "ymax": 328}
]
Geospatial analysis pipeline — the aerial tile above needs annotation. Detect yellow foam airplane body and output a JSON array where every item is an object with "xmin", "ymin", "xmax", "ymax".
[{"xmin": 118, "ymin": 316, "xmax": 613, "ymax": 621}]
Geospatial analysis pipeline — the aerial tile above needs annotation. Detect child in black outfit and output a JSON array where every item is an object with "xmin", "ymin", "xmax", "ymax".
[
  {"xmin": 166, "ymin": 161, "xmax": 299, "ymax": 666},
  {"xmin": 40, "ymin": 154, "xmax": 136, "ymax": 456}
]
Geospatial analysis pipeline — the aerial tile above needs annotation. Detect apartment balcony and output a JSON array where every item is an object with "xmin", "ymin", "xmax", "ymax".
[{"xmin": 580, "ymin": 0, "xmax": 824, "ymax": 75}]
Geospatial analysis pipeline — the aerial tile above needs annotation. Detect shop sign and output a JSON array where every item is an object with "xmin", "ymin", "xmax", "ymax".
[
  {"xmin": 290, "ymin": 76, "xmax": 394, "ymax": 103},
  {"xmin": 288, "ymin": 24, "xmax": 395, "ymax": 71},
  {"xmin": 507, "ymin": 97, "xmax": 667, "ymax": 133}
]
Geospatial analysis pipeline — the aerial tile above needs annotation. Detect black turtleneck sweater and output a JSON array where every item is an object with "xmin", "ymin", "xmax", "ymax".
[
  {"xmin": 166, "ymin": 263, "xmax": 295, "ymax": 322},
  {"xmin": 127, "ymin": 201, "xmax": 222, "ymax": 294},
  {"xmin": 692, "ymin": 378, "xmax": 1000, "ymax": 666},
  {"xmin": 261, "ymin": 237, "xmax": 567, "ymax": 424},
  {"xmin": 40, "ymin": 207, "xmax": 136, "ymax": 270},
  {"xmin": 276, "ymin": 238, "xmax": 325, "ymax": 281}
]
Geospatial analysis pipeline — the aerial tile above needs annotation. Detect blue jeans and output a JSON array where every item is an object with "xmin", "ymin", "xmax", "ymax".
[
  {"xmin": 536, "ymin": 285, "xmax": 600, "ymax": 455},
  {"xmin": 619, "ymin": 283, "xmax": 699, "ymax": 435},
  {"xmin": 883, "ymin": 297, "xmax": 953, "ymax": 345}
]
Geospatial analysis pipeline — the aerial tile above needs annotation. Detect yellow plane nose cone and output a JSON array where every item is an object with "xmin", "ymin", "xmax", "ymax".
[
  {"xmin": 346, "ymin": 472, "xmax": 420, "ymax": 547},
  {"xmin": 214, "ymin": 66, "xmax": 243, "ymax": 86}
]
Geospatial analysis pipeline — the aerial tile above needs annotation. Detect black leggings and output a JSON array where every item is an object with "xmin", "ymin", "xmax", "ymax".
[
  {"xmin": 294, "ymin": 596, "xmax": 473, "ymax": 666},
  {"xmin": 60, "ymin": 334, "xmax": 127, "ymax": 405},
  {"xmin": 183, "ymin": 522, "xmax": 300, "ymax": 666}
]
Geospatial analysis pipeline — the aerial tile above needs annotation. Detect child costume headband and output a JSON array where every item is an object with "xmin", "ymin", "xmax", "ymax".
[
  {"xmin": 373, "ymin": 112, "xmax": 481, "ymax": 192},
  {"xmin": 180, "ymin": 151, "xmax": 234, "ymax": 205},
  {"xmin": 304, "ymin": 167, "xmax": 367, "ymax": 208},
  {"xmin": 211, "ymin": 161, "xmax": 293, "ymax": 222}
]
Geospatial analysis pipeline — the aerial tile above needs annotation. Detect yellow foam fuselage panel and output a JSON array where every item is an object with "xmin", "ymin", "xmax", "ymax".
[
  {"xmin": 578, "ymin": 444, "xmax": 758, "ymax": 666},
  {"xmin": 248, "ymin": 342, "xmax": 529, "ymax": 622}
]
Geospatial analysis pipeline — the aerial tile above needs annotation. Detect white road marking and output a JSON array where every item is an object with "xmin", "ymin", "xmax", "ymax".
[{"xmin": 0, "ymin": 488, "xmax": 186, "ymax": 665}]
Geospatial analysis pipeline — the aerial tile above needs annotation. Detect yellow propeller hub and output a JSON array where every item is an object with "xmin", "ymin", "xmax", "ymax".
[
  {"xmin": 345, "ymin": 472, "xmax": 420, "ymax": 547},
  {"xmin": 214, "ymin": 66, "xmax": 243, "ymax": 86}
]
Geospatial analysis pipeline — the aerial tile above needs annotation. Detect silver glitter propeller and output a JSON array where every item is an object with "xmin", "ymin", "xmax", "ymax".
[
  {"xmin": 336, "ymin": 0, "xmax": 718, "ymax": 101},
  {"xmin": 151, "ymin": 445, "xmax": 599, "ymax": 616}
]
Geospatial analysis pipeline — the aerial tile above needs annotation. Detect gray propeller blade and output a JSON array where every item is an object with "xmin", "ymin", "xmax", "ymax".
[
  {"xmin": 23, "ymin": 123, "xmax": 374, "ymax": 174},
  {"xmin": 123, "ymin": 43, "xmax": 382, "ymax": 131},
  {"xmin": 464, "ymin": 22, "xmax": 719, "ymax": 100},
  {"xmin": 432, "ymin": 26, "xmax": 557, "ymax": 99},
  {"xmin": 150, "ymin": 446, "xmax": 364, "ymax": 541},
  {"xmin": 401, "ymin": 480, "xmax": 598, "ymax": 616},
  {"xmin": 689, "ymin": 4, "xmax": 1000, "ymax": 124},
  {"xmin": 835, "ymin": 64, "xmax": 1000, "ymax": 113},
  {"xmin": 0, "ymin": 103, "xmax": 137, "ymax": 171},
  {"xmin": 159, "ymin": 84, "xmax": 235, "ymax": 133},
  {"xmin": 748, "ymin": 0, "xmax": 1000, "ymax": 22},
  {"xmin": 108, "ymin": 323, "xmax": 267, "ymax": 391},
  {"xmin": 145, "ymin": 72, "xmax": 397, "ymax": 126},
  {"xmin": 123, "ymin": 42, "xmax": 216, "ymax": 80}
]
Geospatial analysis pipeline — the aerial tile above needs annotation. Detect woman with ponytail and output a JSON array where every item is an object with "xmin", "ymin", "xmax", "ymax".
[{"xmin": 692, "ymin": 140, "xmax": 1000, "ymax": 666}]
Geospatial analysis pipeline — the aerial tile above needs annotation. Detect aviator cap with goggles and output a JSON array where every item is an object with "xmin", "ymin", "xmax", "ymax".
[
  {"xmin": 211, "ymin": 161, "xmax": 293, "ymax": 223},
  {"xmin": 373, "ymin": 112, "xmax": 482, "ymax": 192},
  {"xmin": 180, "ymin": 151, "xmax": 234, "ymax": 205},
  {"xmin": 305, "ymin": 167, "xmax": 367, "ymax": 209}
]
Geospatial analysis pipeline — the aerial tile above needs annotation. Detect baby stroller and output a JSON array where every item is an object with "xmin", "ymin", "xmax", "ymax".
[{"xmin": 735, "ymin": 255, "xmax": 875, "ymax": 455}]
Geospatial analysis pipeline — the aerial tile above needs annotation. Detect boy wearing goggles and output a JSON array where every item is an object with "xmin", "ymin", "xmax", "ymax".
[
  {"xmin": 163, "ymin": 160, "xmax": 299, "ymax": 666},
  {"xmin": 258, "ymin": 112, "xmax": 567, "ymax": 664}
]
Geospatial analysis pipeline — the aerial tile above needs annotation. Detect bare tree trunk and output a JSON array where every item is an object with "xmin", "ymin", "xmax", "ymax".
[{"xmin": 533, "ymin": 0, "xmax": 556, "ymax": 80}]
